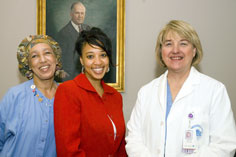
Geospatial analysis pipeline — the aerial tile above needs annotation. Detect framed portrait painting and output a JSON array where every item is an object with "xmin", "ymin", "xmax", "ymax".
[{"xmin": 37, "ymin": 0, "xmax": 125, "ymax": 92}]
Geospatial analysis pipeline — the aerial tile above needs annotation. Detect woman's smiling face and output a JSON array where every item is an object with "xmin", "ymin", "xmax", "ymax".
[
  {"xmin": 28, "ymin": 43, "xmax": 57, "ymax": 81},
  {"xmin": 80, "ymin": 43, "xmax": 109, "ymax": 83},
  {"xmin": 161, "ymin": 31, "xmax": 196, "ymax": 74}
]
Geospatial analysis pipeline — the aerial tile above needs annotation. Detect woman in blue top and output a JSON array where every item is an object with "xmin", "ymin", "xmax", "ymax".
[{"xmin": 0, "ymin": 35, "xmax": 65, "ymax": 157}]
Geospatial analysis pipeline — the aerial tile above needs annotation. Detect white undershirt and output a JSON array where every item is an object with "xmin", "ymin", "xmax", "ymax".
[
  {"xmin": 107, "ymin": 115, "xmax": 117, "ymax": 140},
  {"xmin": 71, "ymin": 21, "xmax": 80, "ymax": 32}
]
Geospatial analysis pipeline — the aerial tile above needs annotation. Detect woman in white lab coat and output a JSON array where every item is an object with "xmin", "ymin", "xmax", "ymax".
[{"xmin": 125, "ymin": 20, "xmax": 236, "ymax": 157}]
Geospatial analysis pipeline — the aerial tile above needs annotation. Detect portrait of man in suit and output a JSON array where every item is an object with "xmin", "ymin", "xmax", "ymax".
[
  {"xmin": 55, "ymin": 1, "xmax": 90, "ymax": 81},
  {"xmin": 46, "ymin": 0, "xmax": 118, "ymax": 84}
]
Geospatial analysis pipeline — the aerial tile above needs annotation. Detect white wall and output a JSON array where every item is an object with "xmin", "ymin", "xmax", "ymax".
[{"xmin": 1, "ymin": 0, "xmax": 236, "ymax": 123}]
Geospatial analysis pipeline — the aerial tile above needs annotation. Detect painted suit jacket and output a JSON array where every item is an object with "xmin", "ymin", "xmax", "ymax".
[{"xmin": 56, "ymin": 22, "xmax": 90, "ymax": 81}]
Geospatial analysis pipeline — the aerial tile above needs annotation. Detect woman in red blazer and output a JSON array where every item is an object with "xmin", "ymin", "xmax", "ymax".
[{"xmin": 54, "ymin": 27, "xmax": 127, "ymax": 157}]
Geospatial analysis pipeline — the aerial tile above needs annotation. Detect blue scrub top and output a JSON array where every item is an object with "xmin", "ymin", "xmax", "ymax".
[
  {"xmin": 0, "ymin": 79, "xmax": 56, "ymax": 157},
  {"xmin": 164, "ymin": 81, "xmax": 173, "ymax": 155}
]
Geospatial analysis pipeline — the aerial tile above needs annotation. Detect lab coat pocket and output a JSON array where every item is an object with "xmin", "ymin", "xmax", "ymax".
[{"xmin": 188, "ymin": 109, "xmax": 209, "ymax": 146}]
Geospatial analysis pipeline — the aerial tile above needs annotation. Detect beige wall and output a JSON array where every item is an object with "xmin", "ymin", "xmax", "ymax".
[
  {"xmin": 1, "ymin": 0, "xmax": 236, "ymax": 123},
  {"xmin": 0, "ymin": 0, "xmax": 35, "ymax": 97}
]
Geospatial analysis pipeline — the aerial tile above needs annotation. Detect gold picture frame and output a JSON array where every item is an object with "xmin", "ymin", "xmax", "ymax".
[{"xmin": 37, "ymin": 0, "xmax": 125, "ymax": 92}]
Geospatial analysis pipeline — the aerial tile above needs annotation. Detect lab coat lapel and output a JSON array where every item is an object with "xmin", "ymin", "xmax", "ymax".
[
  {"xmin": 156, "ymin": 67, "xmax": 200, "ymax": 115},
  {"xmin": 174, "ymin": 67, "xmax": 200, "ymax": 103}
]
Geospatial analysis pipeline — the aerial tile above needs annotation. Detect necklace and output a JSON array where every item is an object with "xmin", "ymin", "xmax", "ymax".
[{"xmin": 31, "ymin": 84, "xmax": 43, "ymax": 102}]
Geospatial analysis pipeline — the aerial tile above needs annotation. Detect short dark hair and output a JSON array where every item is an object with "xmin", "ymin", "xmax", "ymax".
[{"xmin": 75, "ymin": 27, "xmax": 113, "ymax": 66}]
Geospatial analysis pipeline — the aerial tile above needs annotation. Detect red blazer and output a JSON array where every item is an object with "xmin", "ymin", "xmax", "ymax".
[{"xmin": 54, "ymin": 74, "xmax": 127, "ymax": 157}]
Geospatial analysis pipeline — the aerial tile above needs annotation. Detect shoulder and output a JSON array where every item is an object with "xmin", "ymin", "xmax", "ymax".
[
  {"xmin": 0, "ymin": 80, "xmax": 32, "ymax": 113},
  {"xmin": 4, "ymin": 80, "xmax": 32, "ymax": 99},
  {"xmin": 132, "ymin": 76, "xmax": 163, "ymax": 104},
  {"xmin": 138, "ymin": 75, "xmax": 163, "ymax": 93},
  {"xmin": 54, "ymin": 80, "xmax": 81, "ymax": 107},
  {"xmin": 103, "ymin": 84, "xmax": 123, "ymax": 107},
  {"xmin": 108, "ymin": 85, "xmax": 121, "ymax": 95},
  {"xmin": 82, "ymin": 24, "xmax": 90, "ymax": 30},
  {"xmin": 58, "ymin": 22, "xmax": 72, "ymax": 32},
  {"xmin": 104, "ymin": 83, "xmax": 121, "ymax": 97},
  {"xmin": 57, "ymin": 80, "xmax": 77, "ymax": 92},
  {"xmin": 188, "ymin": 68, "xmax": 228, "ymax": 98},
  {"xmin": 57, "ymin": 22, "xmax": 74, "ymax": 36},
  {"xmin": 56, "ymin": 79, "xmax": 84, "ymax": 101},
  {"xmin": 196, "ymin": 70, "xmax": 226, "ymax": 90}
]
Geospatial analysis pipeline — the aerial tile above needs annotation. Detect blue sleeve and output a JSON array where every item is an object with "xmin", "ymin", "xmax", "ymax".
[
  {"xmin": 0, "ymin": 90, "xmax": 10, "ymax": 151},
  {"xmin": 0, "ymin": 88, "xmax": 19, "ymax": 151},
  {"xmin": 0, "ymin": 100, "xmax": 5, "ymax": 151}
]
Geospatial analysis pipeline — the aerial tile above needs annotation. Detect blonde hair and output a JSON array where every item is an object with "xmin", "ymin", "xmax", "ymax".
[{"xmin": 155, "ymin": 20, "xmax": 203, "ymax": 67}]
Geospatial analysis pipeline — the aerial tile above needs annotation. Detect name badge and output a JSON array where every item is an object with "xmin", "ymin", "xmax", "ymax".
[
  {"xmin": 182, "ymin": 112, "xmax": 198, "ymax": 154},
  {"xmin": 183, "ymin": 129, "xmax": 197, "ymax": 150}
]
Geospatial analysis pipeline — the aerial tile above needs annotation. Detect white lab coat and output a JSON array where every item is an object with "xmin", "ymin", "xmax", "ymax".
[{"xmin": 125, "ymin": 67, "xmax": 236, "ymax": 157}]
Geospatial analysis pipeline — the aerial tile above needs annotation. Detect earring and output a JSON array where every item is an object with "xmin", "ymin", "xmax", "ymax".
[
  {"xmin": 107, "ymin": 67, "xmax": 110, "ymax": 73},
  {"xmin": 81, "ymin": 65, "xmax": 84, "ymax": 73}
]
